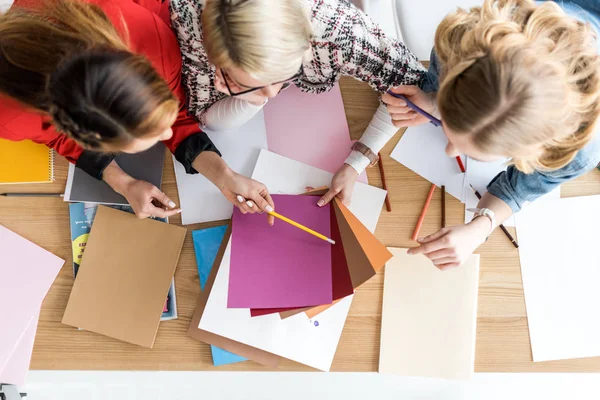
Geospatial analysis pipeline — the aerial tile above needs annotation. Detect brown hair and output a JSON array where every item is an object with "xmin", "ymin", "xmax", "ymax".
[
  {"xmin": 435, "ymin": 0, "xmax": 600, "ymax": 173},
  {"xmin": 0, "ymin": 0, "xmax": 178, "ymax": 151}
]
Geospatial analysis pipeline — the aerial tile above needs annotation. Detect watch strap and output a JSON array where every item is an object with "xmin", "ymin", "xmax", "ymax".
[{"xmin": 351, "ymin": 142, "xmax": 378, "ymax": 168}]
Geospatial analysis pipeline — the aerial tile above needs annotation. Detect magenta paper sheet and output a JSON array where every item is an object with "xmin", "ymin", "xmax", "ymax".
[
  {"xmin": 228, "ymin": 194, "xmax": 333, "ymax": 309},
  {"xmin": 264, "ymin": 84, "xmax": 368, "ymax": 183}
]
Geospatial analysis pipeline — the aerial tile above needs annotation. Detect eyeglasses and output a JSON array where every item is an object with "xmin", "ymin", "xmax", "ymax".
[{"xmin": 220, "ymin": 66, "xmax": 304, "ymax": 97}]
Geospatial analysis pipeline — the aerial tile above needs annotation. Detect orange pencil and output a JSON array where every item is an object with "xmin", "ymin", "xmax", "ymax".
[{"xmin": 412, "ymin": 183, "xmax": 436, "ymax": 241}]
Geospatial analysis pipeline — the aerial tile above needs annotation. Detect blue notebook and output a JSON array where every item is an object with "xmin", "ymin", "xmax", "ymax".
[{"xmin": 192, "ymin": 226, "xmax": 247, "ymax": 366}]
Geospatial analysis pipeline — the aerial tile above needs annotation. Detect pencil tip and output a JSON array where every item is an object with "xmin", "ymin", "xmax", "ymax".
[{"xmin": 328, "ymin": 239, "xmax": 336, "ymax": 245}]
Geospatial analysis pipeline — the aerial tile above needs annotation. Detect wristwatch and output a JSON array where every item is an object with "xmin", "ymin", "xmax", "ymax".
[
  {"xmin": 351, "ymin": 142, "xmax": 379, "ymax": 167},
  {"xmin": 467, "ymin": 207, "xmax": 495, "ymax": 238}
]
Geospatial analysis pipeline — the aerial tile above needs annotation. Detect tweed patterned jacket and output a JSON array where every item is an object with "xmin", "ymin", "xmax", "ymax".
[{"xmin": 169, "ymin": 0, "xmax": 427, "ymax": 121}]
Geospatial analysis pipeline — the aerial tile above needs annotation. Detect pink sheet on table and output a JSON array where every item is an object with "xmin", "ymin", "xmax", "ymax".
[
  {"xmin": 228, "ymin": 195, "xmax": 333, "ymax": 309},
  {"xmin": 0, "ymin": 225, "xmax": 64, "ymax": 373},
  {"xmin": 264, "ymin": 84, "xmax": 368, "ymax": 183},
  {"xmin": 0, "ymin": 311, "xmax": 39, "ymax": 385}
]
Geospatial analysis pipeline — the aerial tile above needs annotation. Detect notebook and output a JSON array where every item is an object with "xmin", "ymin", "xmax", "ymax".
[
  {"xmin": 379, "ymin": 248, "xmax": 480, "ymax": 380},
  {"xmin": 64, "ymin": 143, "xmax": 165, "ymax": 205},
  {"xmin": 61, "ymin": 206, "xmax": 186, "ymax": 348},
  {"xmin": 0, "ymin": 139, "xmax": 54, "ymax": 184}
]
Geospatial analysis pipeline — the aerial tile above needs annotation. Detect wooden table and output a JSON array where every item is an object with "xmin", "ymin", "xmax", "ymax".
[{"xmin": 2, "ymin": 76, "xmax": 600, "ymax": 372}]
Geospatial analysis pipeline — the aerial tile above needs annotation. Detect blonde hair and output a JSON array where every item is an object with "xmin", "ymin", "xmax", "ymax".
[
  {"xmin": 202, "ymin": 0, "xmax": 313, "ymax": 82},
  {"xmin": 435, "ymin": 0, "xmax": 600, "ymax": 173},
  {"xmin": 0, "ymin": 0, "xmax": 178, "ymax": 151}
]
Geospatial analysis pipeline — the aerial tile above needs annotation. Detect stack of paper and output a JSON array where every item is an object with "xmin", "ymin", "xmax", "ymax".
[
  {"xmin": 62, "ymin": 207, "xmax": 187, "ymax": 348},
  {"xmin": 0, "ymin": 225, "xmax": 64, "ymax": 385},
  {"xmin": 379, "ymin": 248, "xmax": 480, "ymax": 380},
  {"xmin": 187, "ymin": 150, "xmax": 389, "ymax": 371},
  {"xmin": 515, "ymin": 195, "xmax": 600, "ymax": 362}
]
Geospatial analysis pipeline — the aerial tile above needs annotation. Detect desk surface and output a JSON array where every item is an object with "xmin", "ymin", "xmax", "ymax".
[{"xmin": 2, "ymin": 77, "xmax": 600, "ymax": 372}]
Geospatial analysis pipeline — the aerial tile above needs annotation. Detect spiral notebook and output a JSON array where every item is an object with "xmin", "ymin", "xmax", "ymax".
[{"xmin": 0, "ymin": 139, "xmax": 54, "ymax": 184}]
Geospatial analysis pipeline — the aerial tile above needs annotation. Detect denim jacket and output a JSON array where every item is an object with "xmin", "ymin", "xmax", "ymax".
[{"xmin": 420, "ymin": 1, "xmax": 600, "ymax": 213}]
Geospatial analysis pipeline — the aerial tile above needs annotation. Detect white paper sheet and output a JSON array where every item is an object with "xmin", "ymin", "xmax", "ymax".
[
  {"xmin": 390, "ymin": 124, "xmax": 466, "ymax": 201},
  {"xmin": 463, "ymin": 157, "xmax": 561, "ymax": 226},
  {"xmin": 173, "ymin": 111, "xmax": 268, "ymax": 225},
  {"xmin": 251, "ymin": 149, "xmax": 387, "ymax": 233},
  {"xmin": 200, "ymin": 241, "xmax": 354, "ymax": 371},
  {"xmin": 515, "ymin": 195, "xmax": 600, "ymax": 362}
]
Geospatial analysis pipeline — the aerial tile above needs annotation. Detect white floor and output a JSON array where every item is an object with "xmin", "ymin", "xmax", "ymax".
[{"xmin": 19, "ymin": 372, "xmax": 600, "ymax": 400}]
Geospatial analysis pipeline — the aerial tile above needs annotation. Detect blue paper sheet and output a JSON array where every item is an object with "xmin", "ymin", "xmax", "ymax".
[{"xmin": 192, "ymin": 226, "xmax": 247, "ymax": 366}]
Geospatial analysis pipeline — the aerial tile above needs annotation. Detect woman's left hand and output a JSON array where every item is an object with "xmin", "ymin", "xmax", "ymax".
[
  {"xmin": 317, "ymin": 163, "xmax": 358, "ymax": 207},
  {"xmin": 407, "ymin": 217, "xmax": 491, "ymax": 270}
]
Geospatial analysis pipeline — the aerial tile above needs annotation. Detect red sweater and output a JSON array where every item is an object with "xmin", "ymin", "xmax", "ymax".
[{"xmin": 0, "ymin": 0, "xmax": 217, "ymax": 179}]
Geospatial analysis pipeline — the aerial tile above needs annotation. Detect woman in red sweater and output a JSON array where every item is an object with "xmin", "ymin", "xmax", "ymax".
[{"xmin": 0, "ymin": 0, "xmax": 274, "ymax": 220}]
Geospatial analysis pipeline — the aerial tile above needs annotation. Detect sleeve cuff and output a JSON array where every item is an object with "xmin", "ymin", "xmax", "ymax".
[
  {"xmin": 486, "ymin": 174, "xmax": 522, "ymax": 214},
  {"xmin": 75, "ymin": 150, "xmax": 116, "ymax": 180},
  {"xmin": 174, "ymin": 132, "xmax": 222, "ymax": 174},
  {"xmin": 344, "ymin": 150, "xmax": 371, "ymax": 175}
]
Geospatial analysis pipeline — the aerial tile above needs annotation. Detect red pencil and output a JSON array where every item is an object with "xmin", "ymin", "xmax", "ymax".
[
  {"xmin": 378, "ymin": 153, "xmax": 392, "ymax": 212},
  {"xmin": 412, "ymin": 183, "xmax": 436, "ymax": 241},
  {"xmin": 455, "ymin": 156, "xmax": 466, "ymax": 173}
]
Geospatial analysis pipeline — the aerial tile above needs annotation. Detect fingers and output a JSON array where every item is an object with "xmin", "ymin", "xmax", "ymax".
[
  {"xmin": 150, "ymin": 186, "xmax": 177, "ymax": 209},
  {"xmin": 389, "ymin": 85, "xmax": 421, "ymax": 96},
  {"xmin": 140, "ymin": 203, "xmax": 181, "ymax": 219},
  {"xmin": 317, "ymin": 188, "xmax": 338, "ymax": 207},
  {"xmin": 407, "ymin": 230, "xmax": 451, "ymax": 255},
  {"xmin": 435, "ymin": 262, "xmax": 461, "ymax": 271},
  {"xmin": 418, "ymin": 228, "xmax": 448, "ymax": 244},
  {"xmin": 235, "ymin": 194, "xmax": 252, "ymax": 214}
]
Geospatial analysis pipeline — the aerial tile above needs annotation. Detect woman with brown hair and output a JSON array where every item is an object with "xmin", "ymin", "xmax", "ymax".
[
  {"xmin": 384, "ymin": 0, "xmax": 600, "ymax": 269},
  {"xmin": 0, "ymin": 0, "xmax": 274, "ymax": 220}
]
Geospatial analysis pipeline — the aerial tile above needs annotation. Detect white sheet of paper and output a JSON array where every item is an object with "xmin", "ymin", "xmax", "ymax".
[
  {"xmin": 251, "ymin": 149, "xmax": 387, "ymax": 233},
  {"xmin": 174, "ymin": 111, "xmax": 268, "ymax": 225},
  {"xmin": 379, "ymin": 248, "xmax": 480, "ymax": 380},
  {"xmin": 200, "ymin": 240, "xmax": 354, "ymax": 371},
  {"xmin": 463, "ymin": 157, "xmax": 561, "ymax": 226},
  {"xmin": 515, "ymin": 195, "xmax": 600, "ymax": 362},
  {"xmin": 390, "ymin": 124, "xmax": 466, "ymax": 201}
]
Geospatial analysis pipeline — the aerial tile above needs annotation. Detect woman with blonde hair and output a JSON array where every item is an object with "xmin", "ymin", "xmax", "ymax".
[
  {"xmin": 0, "ymin": 0, "xmax": 274, "ymax": 220},
  {"xmin": 384, "ymin": 0, "xmax": 600, "ymax": 269},
  {"xmin": 169, "ymin": 0, "xmax": 429, "ymax": 206}
]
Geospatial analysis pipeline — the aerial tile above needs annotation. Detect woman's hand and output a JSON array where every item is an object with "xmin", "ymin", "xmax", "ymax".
[
  {"xmin": 382, "ymin": 85, "xmax": 438, "ymax": 128},
  {"xmin": 317, "ymin": 163, "xmax": 358, "ymax": 207},
  {"xmin": 102, "ymin": 160, "xmax": 181, "ymax": 219},
  {"xmin": 120, "ymin": 179, "xmax": 182, "ymax": 219},
  {"xmin": 407, "ymin": 217, "xmax": 491, "ymax": 270},
  {"xmin": 220, "ymin": 170, "xmax": 276, "ymax": 225}
]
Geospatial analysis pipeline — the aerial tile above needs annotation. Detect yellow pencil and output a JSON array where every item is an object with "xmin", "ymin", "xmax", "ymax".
[{"xmin": 268, "ymin": 211, "xmax": 335, "ymax": 245}]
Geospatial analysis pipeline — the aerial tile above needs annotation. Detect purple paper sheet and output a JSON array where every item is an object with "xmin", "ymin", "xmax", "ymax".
[{"xmin": 228, "ymin": 194, "xmax": 333, "ymax": 309}]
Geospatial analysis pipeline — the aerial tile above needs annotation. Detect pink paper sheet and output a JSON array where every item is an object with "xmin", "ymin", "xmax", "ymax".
[
  {"xmin": 0, "ymin": 311, "xmax": 39, "ymax": 385},
  {"xmin": 0, "ymin": 225, "xmax": 64, "ymax": 373},
  {"xmin": 228, "ymin": 195, "xmax": 333, "ymax": 309},
  {"xmin": 264, "ymin": 84, "xmax": 368, "ymax": 183}
]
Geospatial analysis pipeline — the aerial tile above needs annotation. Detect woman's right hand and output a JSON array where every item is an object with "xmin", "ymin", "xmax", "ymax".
[
  {"xmin": 120, "ymin": 178, "xmax": 182, "ymax": 219},
  {"xmin": 102, "ymin": 160, "xmax": 181, "ymax": 219},
  {"xmin": 382, "ymin": 85, "xmax": 438, "ymax": 128},
  {"xmin": 220, "ymin": 170, "xmax": 276, "ymax": 226}
]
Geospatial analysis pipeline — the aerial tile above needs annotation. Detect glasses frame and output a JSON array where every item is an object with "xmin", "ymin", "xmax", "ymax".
[{"xmin": 220, "ymin": 66, "xmax": 304, "ymax": 97}]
